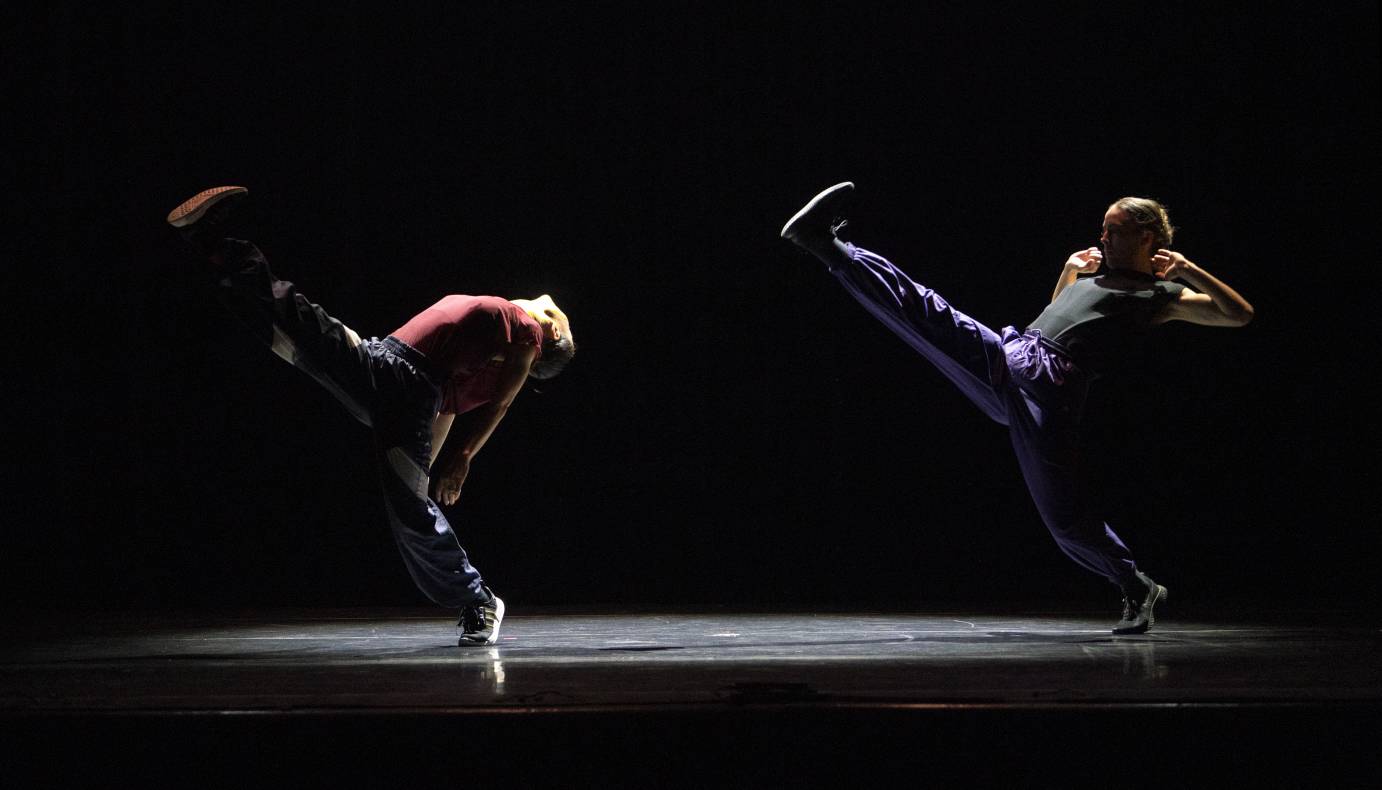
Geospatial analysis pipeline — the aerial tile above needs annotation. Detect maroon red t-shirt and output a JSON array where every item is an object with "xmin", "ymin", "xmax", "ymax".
[{"xmin": 391, "ymin": 295, "xmax": 543, "ymax": 414}]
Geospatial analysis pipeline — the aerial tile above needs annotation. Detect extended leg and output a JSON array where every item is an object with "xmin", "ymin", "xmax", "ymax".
[
  {"xmin": 782, "ymin": 184, "xmax": 1009, "ymax": 422},
  {"xmin": 168, "ymin": 187, "xmax": 376, "ymax": 426},
  {"xmin": 831, "ymin": 245, "xmax": 1012, "ymax": 423},
  {"xmin": 211, "ymin": 238, "xmax": 376, "ymax": 427}
]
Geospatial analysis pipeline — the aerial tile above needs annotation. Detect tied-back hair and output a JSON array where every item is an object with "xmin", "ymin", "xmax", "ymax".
[
  {"xmin": 1113, "ymin": 197, "xmax": 1176, "ymax": 249},
  {"xmin": 530, "ymin": 334, "xmax": 576, "ymax": 380}
]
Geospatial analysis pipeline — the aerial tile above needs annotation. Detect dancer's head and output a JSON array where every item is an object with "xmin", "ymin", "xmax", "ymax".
[
  {"xmin": 511, "ymin": 295, "xmax": 576, "ymax": 380},
  {"xmin": 1101, "ymin": 197, "xmax": 1175, "ymax": 270}
]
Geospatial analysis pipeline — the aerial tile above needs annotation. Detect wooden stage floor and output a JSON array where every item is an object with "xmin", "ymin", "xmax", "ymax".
[{"xmin": 4, "ymin": 606, "xmax": 1378, "ymax": 784}]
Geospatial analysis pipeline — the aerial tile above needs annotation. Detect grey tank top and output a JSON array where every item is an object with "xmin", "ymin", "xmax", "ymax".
[{"xmin": 1026, "ymin": 271, "xmax": 1186, "ymax": 373}]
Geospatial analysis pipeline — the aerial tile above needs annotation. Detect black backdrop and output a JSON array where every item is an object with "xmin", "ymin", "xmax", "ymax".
[{"xmin": 6, "ymin": 1, "xmax": 1379, "ymax": 611}]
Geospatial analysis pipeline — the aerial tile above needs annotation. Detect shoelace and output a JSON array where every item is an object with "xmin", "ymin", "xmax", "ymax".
[
  {"xmin": 461, "ymin": 604, "xmax": 485, "ymax": 632},
  {"xmin": 1121, "ymin": 597, "xmax": 1141, "ymax": 621}
]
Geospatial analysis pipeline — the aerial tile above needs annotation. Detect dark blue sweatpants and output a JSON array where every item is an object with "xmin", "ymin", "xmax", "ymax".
[
  {"xmin": 210, "ymin": 239, "xmax": 489, "ymax": 608},
  {"xmin": 831, "ymin": 243, "xmax": 1141, "ymax": 588}
]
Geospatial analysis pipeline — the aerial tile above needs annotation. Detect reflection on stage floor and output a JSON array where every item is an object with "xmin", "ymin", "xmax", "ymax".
[{"xmin": 5, "ymin": 607, "xmax": 1377, "ymax": 712}]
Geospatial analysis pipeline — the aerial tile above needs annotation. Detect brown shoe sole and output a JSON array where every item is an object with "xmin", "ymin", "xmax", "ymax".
[{"xmin": 166, "ymin": 186, "xmax": 248, "ymax": 227}]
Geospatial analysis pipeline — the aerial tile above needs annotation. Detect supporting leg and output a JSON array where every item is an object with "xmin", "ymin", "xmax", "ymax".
[
  {"xmin": 368, "ymin": 345, "xmax": 491, "ymax": 610},
  {"xmin": 376, "ymin": 441, "xmax": 489, "ymax": 609},
  {"xmin": 1003, "ymin": 385, "xmax": 1142, "ymax": 586}
]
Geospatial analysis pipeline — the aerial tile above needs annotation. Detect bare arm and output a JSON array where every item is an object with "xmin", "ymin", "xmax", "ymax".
[
  {"xmin": 1053, "ymin": 248, "xmax": 1102, "ymax": 302},
  {"xmin": 430, "ymin": 343, "xmax": 539, "ymax": 506},
  {"xmin": 429, "ymin": 413, "xmax": 455, "ymax": 466},
  {"xmin": 1151, "ymin": 250, "xmax": 1255, "ymax": 327}
]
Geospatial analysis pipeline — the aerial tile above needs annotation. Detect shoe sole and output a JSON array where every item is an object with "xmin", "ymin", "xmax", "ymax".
[
  {"xmin": 779, "ymin": 182, "xmax": 854, "ymax": 239},
  {"xmin": 1149, "ymin": 585, "xmax": 1167, "ymax": 627},
  {"xmin": 486, "ymin": 596, "xmax": 505, "ymax": 645},
  {"xmin": 458, "ymin": 596, "xmax": 505, "ymax": 646},
  {"xmin": 166, "ymin": 186, "xmax": 248, "ymax": 228}
]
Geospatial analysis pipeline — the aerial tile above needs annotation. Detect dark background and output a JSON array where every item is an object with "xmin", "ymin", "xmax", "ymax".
[{"xmin": 6, "ymin": 1, "xmax": 1379, "ymax": 612}]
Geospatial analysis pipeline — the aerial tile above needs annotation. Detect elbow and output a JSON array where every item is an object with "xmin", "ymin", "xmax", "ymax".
[{"xmin": 1232, "ymin": 303, "xmax": 1255, "ymax": 327}]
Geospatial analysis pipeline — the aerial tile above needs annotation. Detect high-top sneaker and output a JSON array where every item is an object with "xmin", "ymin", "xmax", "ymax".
[
  {"xmin": 1113, "ymin": 570, "xmax": 1167, "ymax": 635},
  {"xmin": 166, "ymin": 186, "xmax": 248, "ymax": 254},
  {"xmin": 458, "ymin": 586, "xmax": 506, "ymax": 646},
  {"xmin": 780, "ymin": 182, "xmax": 855, "ymax": 268}
]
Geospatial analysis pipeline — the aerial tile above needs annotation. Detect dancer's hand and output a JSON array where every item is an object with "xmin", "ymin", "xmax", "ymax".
[
  {"xmin": 433, "ymin": 455, "xmax": 471, "ymax": 506},
  {"xmin": 1065, "ymin": 248, "xmax": 1102, "ymax": 274},
  {"xmin": 1152, "ymin": 249, "xmax": 1193, "ymax": 280}
]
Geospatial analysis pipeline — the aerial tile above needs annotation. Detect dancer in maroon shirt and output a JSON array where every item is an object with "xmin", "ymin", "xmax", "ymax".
[{"xmin": 168, "ymin": 186, "xmax": 576, "ymax": 645}]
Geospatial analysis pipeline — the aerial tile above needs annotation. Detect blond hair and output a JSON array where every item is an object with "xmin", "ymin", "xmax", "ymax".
[{"xmin": 1112, "ymin": 197, "xmax": 1176, "ymax": 249}]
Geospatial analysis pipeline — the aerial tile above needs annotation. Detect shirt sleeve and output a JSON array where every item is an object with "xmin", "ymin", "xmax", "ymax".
[
  {"xmin": 451, "ymin": 303, "xmax": 510, "ymax": 349},
  {"xmin": 496, "ymin": 301, "xmax": 544, "ymax": 354},
  {"xmin": 1158, "ymin": 280, "xmax": 1189, "ymax": 305},
  {"xmin": 435, "ymin": 301, "xmax": 542, "ymax": 414}
]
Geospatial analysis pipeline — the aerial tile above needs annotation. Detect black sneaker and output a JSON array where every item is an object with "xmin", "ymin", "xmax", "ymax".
[
  {"xmin": 458, "ymin": 587, "xmax": 505, "ymax": 646},
  {"xmin": 1113, "ymin": 570, "xmax": 1167, "ymax": 635},
  {"xmin": 166, "ymin": 186, "xmax": 248, "ymax": 253},
  {"xmin": 780, "ymin": 181, "xmax": 854, "ymax": 254}
]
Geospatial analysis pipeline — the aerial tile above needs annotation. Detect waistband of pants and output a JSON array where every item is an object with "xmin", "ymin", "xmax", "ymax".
[
  {"xmin": 1017, "ymin": 328, "xmax": 1085, "ymax": 370},
  {"xmin": 381, "ymin": 336, "xmax": 444, "ymax": 385}
]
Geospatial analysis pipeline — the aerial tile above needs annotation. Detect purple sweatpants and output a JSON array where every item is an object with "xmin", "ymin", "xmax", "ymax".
[{"xmin": 831, "ymin": 244, "xmax": 1140, "ymax": 588}]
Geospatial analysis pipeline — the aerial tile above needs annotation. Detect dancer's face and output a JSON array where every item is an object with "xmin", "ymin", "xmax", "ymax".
[
  {"xmin": 1099, "ymin": 207, "xmax": 1152, "ymax": 270},
  {"xmin": 512, "ymin": 295, "xmax": 571, "ymax": 343}
]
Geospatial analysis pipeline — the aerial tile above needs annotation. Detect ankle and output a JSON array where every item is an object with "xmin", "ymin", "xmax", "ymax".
[{"xmin": 797, "ymin": 235, "xmax": 854, "ymax": 271}]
